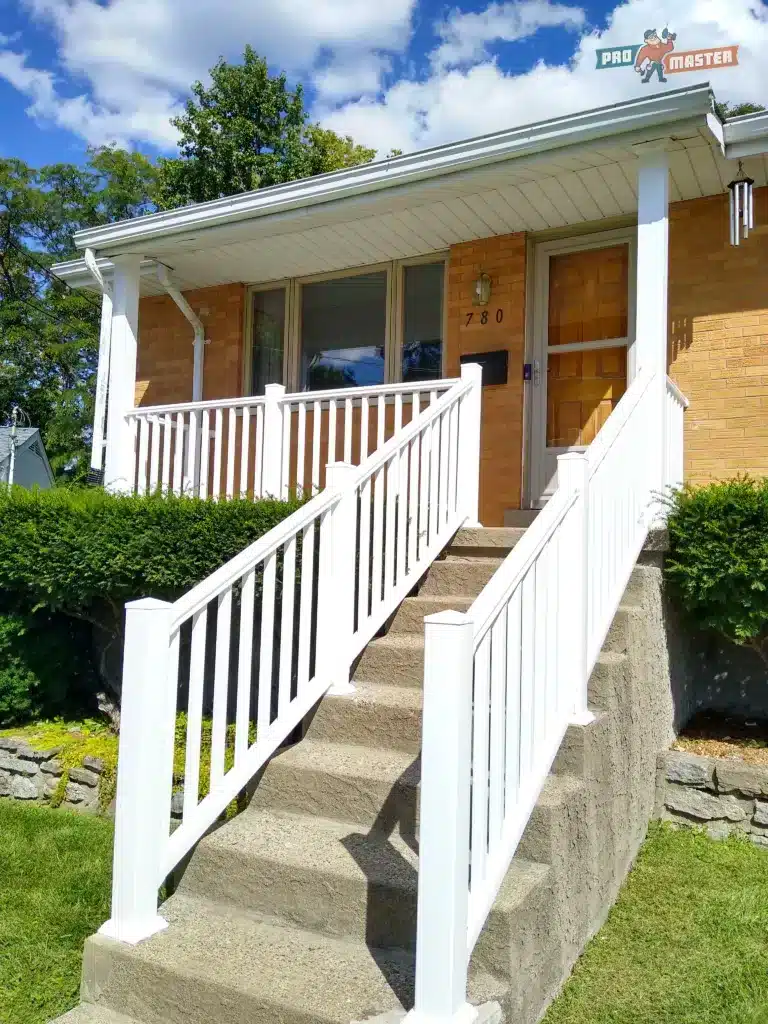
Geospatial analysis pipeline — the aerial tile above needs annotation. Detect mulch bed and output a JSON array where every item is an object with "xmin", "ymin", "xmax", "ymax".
[{"xmin": 674, "ymin": 710, "xmax": 768, "ymax": 766}]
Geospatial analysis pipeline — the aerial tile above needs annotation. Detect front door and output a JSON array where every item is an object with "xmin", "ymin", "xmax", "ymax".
[{"xmin": 530, "ymin": 232, "xmax": 635, "ymax": 505}]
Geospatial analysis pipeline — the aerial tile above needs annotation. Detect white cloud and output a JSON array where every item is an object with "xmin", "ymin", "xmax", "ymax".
[
  {"xmin": 323, "ymin": 0, "xmax": 768, "ymax": 154},
  {"xmin": 432, "ymin": 0, "xmax": 586, "ymax": 69},
  {"xmin": 0, "ymin": 0, "xmax": 416, "ymax": 146}
]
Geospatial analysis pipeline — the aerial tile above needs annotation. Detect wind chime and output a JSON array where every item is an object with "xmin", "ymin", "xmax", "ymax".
[{"xmin": 728, "ymin": 161, "xmax": 754, "ymax": 246}]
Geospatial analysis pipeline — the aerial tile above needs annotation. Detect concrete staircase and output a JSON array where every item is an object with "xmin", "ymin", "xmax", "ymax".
[{"xmin": 56, "ymin": 529, "xmax": 671, "ymax": 1024}]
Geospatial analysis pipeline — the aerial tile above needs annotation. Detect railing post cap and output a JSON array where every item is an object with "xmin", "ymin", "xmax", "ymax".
[
  {"xmin": 557, "ymin": 450, "xmax": 588, "ymax": 463},
  {"xmin": 460, "ymin": 361, "xmax": 483, "ymax": 381},
  {"xmin": 325, "ymin": 460, "xmax": 357, "ymax": 480},
  {"xmin": 265, "ymin": 382, "xmax": 286, "ymax": 396},
  {"xmin": 125, "ymin": 596, "xmax": 173, "ymax": 612},
  {"xmin": 424, "ymin": 609, "xmax": 474, "ymax": 627}
]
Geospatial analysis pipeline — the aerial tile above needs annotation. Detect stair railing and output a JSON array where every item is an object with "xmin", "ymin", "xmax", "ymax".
[
  {"xmin": 409, "ymin": 369, "xmax": 687, "ymax": 1024},
  {"xmin": 101, "ymin": 364, "xmax": 482, "ymax": 946}
]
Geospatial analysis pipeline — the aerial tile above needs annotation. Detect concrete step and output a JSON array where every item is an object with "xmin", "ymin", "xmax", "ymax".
[
  {"xmin": 601, "ymin": 604, "xmax": 642, "ymax": 655},
  {"xmin": 419, "ymin": 556, "xmax": 503, "ymax": 597},
  {"xmin": 388, "ymin": 594, "xmax": 473, "ymax": 635},
  {"xmin": 353, "ymin": 634, "xmax": 425, "ymax": 688},
  {"xmin": 503, "ymin": 510, "xmax": 540, "ymax": 528},
  {"xmin": 587, "ymin": 650, "xmax": 630, "ymax": 712},
  {"xmin": 304, "ymin": 682, "xmax": 422, "ymax": 755},
  {"xmin": 81, "ymin": 892, "xmax": 416, "ymax": 1024},
  {"xmin": 250, "ymin": 739, "xmax": 420, "ymax": 832},
  {"xmin": 178, "ymin": 808, "xmax": 419, "ymax": 949},
  {"xmin": 448, "ymin": 527, "xmax": 525, "ymax": 558},
  {"xmin": 552, "ymin": 711, "xmax": 609, "ymax": 778},
  {"xmin": 52, "ymin": 1006, "xmax": 146, "ymax": 1024},
  {"xmin": 517, "ymin": 774, "xmax": 587, "ymax": 866}
]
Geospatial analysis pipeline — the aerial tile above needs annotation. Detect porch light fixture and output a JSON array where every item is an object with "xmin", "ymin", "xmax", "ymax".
[
  {"xmin": 728, "ymin": 161, "xmax": 754, "ymax": 246},
  {"xmin": 472, "ymin": 271, "xmax": 492, "ymax": 306}
]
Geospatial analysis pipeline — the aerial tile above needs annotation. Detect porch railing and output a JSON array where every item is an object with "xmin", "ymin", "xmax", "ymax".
[
  {"xmin": 125, "ymin": 379, "xmax": 456, "ymax": 501},
  {"xmin": 100, "ymin": 364, "xmax": 482, "ymax": 945},
  {"xmin": 410, "ymin": 370, "xmax": 687, "ymax": 1023}
]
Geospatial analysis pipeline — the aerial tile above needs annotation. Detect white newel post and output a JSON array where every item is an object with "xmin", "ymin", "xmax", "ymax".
[
  {"xmin": 104, "ymin": 255, "xmax": 142, "ymax": 492},
  {"xmin": 100, "ymin": 598, "xmax": 175, "ymax": 945},
  {"xmin": 634, "ymin": 147, "xmax": 670, "ymax": 501},
  {"xmin": 407, "ymin": 610, "xmax": 476, "ymax": 1024},
  {"xmin": 557, "ymin": 451, "xmax": 594, "ymax": 725},
  {"xmin": 459, "ymin": 362, "xmax": 483, "ymax": 528},
  {"xmin": 261, "ymin": 383, "xmax": 286, "ymax": 498},
  {"xmin": 323, "ymin": 461, "xmax": 358, "ymax": 695}
]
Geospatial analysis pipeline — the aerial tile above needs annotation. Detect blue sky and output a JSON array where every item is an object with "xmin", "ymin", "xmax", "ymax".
[{"xmin": 0, "ymin": 0, "xmax": 765, "ymax": 170}]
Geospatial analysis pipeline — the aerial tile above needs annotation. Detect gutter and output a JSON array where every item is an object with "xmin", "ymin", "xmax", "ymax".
[
  {"xmin": 157, "ymin": 265, "xmax": 207, "ymax": 402},
  {"xmin": 723, "ymin": 111, "xmax": 768, "ymax": 159},
  {"xmin": 71, "ymin": 84, "xmax": 715, "ymax": 255}
]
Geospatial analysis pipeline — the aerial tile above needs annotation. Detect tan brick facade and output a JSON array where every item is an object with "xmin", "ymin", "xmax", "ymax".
[
  {"xmin": 668, "ymin": 187, "xmax": 768, "ymax": 483},
  {"xmin": 136, "ymin": 284, "xmax": 246, "ymax": 407},
  {"xmin": 445, "ymin": 233, "xmax": 527, "ymax": 526}
]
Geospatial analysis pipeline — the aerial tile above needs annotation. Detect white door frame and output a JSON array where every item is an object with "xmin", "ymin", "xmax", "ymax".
[{"xmin": 527, "ymin": 227, "xmax": 637, "ymax": 507}]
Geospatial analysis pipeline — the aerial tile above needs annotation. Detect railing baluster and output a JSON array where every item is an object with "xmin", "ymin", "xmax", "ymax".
[
  {"xmin": 428, "ymin": 411, "xmax": 440, "ymax": 545},
  {"xmin": 358, "ymin": 476, "xmax": 372, "ymax": 626},
  {"xmin": 470, "ymin": 633, "xmax": 491, "ymax": 896},
  {"xmin": 257, "ymin": 551, "xmax": 277, "ymax": 734},
  {"xmin": 297, "ymin": 401, "xmax": 306, "ymax": 496},
  {"xmin": 212, "ymin": 408, "xmax": 223, "ymax": 501},
  {"xmin": 254, "ymin": 405, "xmax": 264, "ymax": 498},
  {"xmin": 328, "ymin": 399, "xmax": 337, "ymax": 471},
  {"xmin": 344, "ymin": 397, "xmax": 353, "ymax": 463},
  {"xmin": 394, "ymin": 393, "xmax": 403, "ymax": 435},
  {"xmin": 183, "ymin": 607, "xmax": 207, "ymax": 820},
  {"xmin": 234, "ymin": 567, "xmax": 256, "ymax": 764},
  {"xmin": 278, "ymin": 537, "xmax": 297, "ymax": 716},
  {"xmin": 210, "ymin": 587, "xmax": 232, "ymax": 788},
  {"xmin": 439, "ymin": 409, "xmax": 450, "ymax": 530},
  {"xmin": 149, "ymin": 416, "xmax": 161, "ymax": 494},
  {"xmin": 186, "ymin": 410, "xmax": 199, "ymax": 497},
  {"xmin": 519, "ymin": 568, "xmax": 536, "ymax": 779},
  {"xmin": 281, "ymin": 402, "xmax": 291, "ymax": 499},
  {"xmin": 384, "ymin": 455, "xmax": 397, "ymax": 599},
  {"xmin": 371, "ymin": 465, "xmax": 385, "ymax": 610},
  {"xmin": 173, "ymin": 413, "xmax": 184, "ymax": 496},
  {"xmin": 199, "ymin": 409, "xmax": 210, "ymax": 500},
  {"xmin": 137, "ymin": 417, "xmax": 149, "ymax": 496},
  {"xmin": 504, "ymin": 588, "xmax": 523, "ymax": 815},
  {"xmin": 361, "ymin": 395, "xmax": 369, "ymax": 462},
  {"xmin": 396, "ymin": 441, "xmax": 408, "ymax": 586},
  {"xmin": 161, "ymin": 414, "xmax": 172, "ymax": 494},
  {"xmin": 407, "ymin": 431, "xmax": 420, "ymax": 573},
  {"xmin": 488, "ymin": 615, "xmax": 507, "ymax": 848},
  {"xmin": 418, "ymin": 421, "xmax": 431, "ymax": 558},
  {"xmin": 296, "ymin": 520, "xmax": 315, "ymax": 692},
  {"xmin": 377, "ymin": 395, "xmax": 385, "ymax": 451},
  {"xmin": 312, "ymin": 400, "xmax": 321, "ymax": 492},
  {"xmin": 225, "ymin": 407, "xmax": 236, "ymax": 500},
  {"xmin": 240, "ymin": 406, "xmax": 250, "ymax": 499}
]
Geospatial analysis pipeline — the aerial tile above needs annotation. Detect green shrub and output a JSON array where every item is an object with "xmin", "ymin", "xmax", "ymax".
[
  {"xmin": 0, "ymin": 612, "xmax": 96, "ymax": 727},
  {"xmin": 665, "ymin": 477, "xmax": 768, "ymax": 665}
]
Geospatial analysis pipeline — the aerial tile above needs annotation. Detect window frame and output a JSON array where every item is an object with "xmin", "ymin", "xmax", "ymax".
[{"xmin": 244, "ymin": 253, "xmax": 449, "ymax": 395}]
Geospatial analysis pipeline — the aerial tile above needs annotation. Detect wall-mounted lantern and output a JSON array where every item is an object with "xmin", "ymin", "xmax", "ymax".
[
  {"xmin": 472, "ymin": 271, "xmax": 492, "ymax": 306},
  {"xmin": 728, "ymin": 161, "xmax": 754, "ymax": 246}
]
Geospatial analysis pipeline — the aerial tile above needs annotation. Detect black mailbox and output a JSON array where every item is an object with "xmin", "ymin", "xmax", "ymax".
[{"xmin": 460, "ymin": 350, "xmax": 508, "ymax": 387}]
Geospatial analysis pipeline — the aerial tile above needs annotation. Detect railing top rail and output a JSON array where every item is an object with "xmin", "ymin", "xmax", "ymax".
[
  {"xmin": 468, "ymin": 486, "xmax": 578, "ymax": 645},
  {"xmin": 585, "ymin": 368, "xmax": 654, "ymax": 477},
  {"xmin": 169, "ymin": 487, "xmax": 340, "ymax": 629},
  {"xmin": 279, "ymin": 378, "xmax": 458, "ymax": 405},
  {"xmin": 666, "ymin": 376, "xmax": 689, "ymax": 409},
  {"xmin": 350, "ymin": 376, "xmax": 472, "ymax": 487},
  {"xmin": 128, "ymin": 394, "xmax": 268, "ymax": 418}
]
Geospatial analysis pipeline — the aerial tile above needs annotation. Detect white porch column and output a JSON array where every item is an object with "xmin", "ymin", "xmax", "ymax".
[
  {"xmin": 634, "ymin": 147, "xmax": 670, "ymax": 495},
  {"xmin": 104, "ymin": 255, "xmax": 142, "ymax": 492}
]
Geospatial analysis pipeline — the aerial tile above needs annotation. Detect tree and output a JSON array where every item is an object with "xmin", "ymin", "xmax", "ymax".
[
  {"xmin": 715, "ymin": 100, "xmax": 766, "ymax": 120},
  {"xmin": 155, "ymin": 47, "xmax": 375, "ymax": 208},
  {"xmin": 0, "ymin": 149, "xmax": 157, "ymax": 478}
]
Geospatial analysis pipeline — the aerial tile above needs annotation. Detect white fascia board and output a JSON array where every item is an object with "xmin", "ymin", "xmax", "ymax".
[
  {"xmin": 724, "ymin": 112, "xmax": 768, "ymax": 159},
  {"xmin": 52, "ymin": 256, "xmax": 160, "ymax": 290},
  {"xmin": 73, "ymin": 84, "xmax": 715, "ymax": 255}
]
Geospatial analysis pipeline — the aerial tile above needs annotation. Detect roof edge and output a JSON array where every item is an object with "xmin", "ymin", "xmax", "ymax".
[
  {"xmin": 724, "ymin": 111, "xmax": 768, "ymax": 159},
  {"xmin": 73, "ymin": 83, "xmax": 715, "ymax": 256}
]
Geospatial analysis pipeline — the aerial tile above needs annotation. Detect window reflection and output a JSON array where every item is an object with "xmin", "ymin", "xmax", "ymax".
[
  {"xmin": 402, "ymin": 262, "xmax": 444, "ymax": 382},
  {"xmin": 250, "ymin": 288, "xmax": 285, "ymax": 395}
]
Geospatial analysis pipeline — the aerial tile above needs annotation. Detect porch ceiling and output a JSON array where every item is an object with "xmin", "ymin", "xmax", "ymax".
[{"xmin": 54, "ymin": 88, "xmax": 768, "ymax": 298}]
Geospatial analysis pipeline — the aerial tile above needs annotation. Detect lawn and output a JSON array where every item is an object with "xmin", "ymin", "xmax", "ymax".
[
  {"xmin": 544, "ymin": 822, "xmax": 768, "ymax": 1024},
  {"xmin": 0, "ymin": 799, "xmax": 113, "ymax": 1024}
]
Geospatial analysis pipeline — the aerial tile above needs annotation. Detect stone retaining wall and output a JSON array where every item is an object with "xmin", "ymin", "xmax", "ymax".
[
  {"xmin": 656, "ymin": 749, "xmax": 768, "ymax": 846},
  {"xmin": 0, "ymin": 736, "xmax": 103, "ymax": 812}
]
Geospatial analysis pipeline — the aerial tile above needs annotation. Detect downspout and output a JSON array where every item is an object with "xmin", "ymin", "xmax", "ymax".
[
  {"xmin": 156, "ymin": 265, "xmax": 207, "ymax": 402},
  {"xmin": 84, "ymin": 248, "xmax": 112, "ymax": 479}
]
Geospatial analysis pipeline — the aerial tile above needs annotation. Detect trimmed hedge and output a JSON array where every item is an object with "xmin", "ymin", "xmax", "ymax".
[
  {"xmin": 0, "ymin": 487, "xmax": 303, "ymax": 719},
  {"xmin": 665, "ymin": 477, "xmax": 768, "ymax": 665}
]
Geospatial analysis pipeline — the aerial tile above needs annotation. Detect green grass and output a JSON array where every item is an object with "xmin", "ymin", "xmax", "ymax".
[
  {"xmin": 544, "ymin": 822, "xmax": 768, "ymax": 1024},
  {"xmin": 0, "ymin": 800, "xmax": 113, "ymax": 1024}
]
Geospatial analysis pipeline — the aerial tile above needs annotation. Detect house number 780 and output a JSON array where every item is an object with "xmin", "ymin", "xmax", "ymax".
[{"xmin": 466, "ymin": 309, "xmax": 503, "ymax": 326}]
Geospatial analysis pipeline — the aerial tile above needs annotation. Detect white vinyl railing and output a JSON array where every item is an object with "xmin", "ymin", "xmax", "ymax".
[
  {"xmin": 410, "ymin": 370, "xmax": 687, "ymax": 1024},
  {"xmin": 125, "ymin": 380, "xmax": 455, "ymax": 501},
  {"xmin": 101, "ymin": 365, "xmax": 481, "ymax": 946}
]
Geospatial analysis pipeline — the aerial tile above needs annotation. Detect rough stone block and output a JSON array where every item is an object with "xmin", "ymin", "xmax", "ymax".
[
  {"xmin": 664, "ymin": 751, "xmax": 715, "ymax": 789},
  {"xmin": 171, "ymin": 791, "xmax": 184, "ymax": 817},
  {"xmin": 69, "ymin": 767, "xmax": 100, "ymax": 788},
  {"xmin": 752, "ymin": 834, "xmax": 768, "ymax": 850},
  {"xmin": 65, "ymin": 782, "xmax": 89, "ymax": 804},
  {"xmin": 16, "ymin": 744, "xmax": 61, "ymax": 763},
  {"xmin": 82, "ymin": 756, "xmax": 105, "ymax": 774},
  {"xmin": 41, "ymin": 759, "xmax": 64, "ymax": 776},
  {"xmin": 43, "ymin": 776, "xmax": 61, "ymax": 799},
  {"xmin": 665, "ymin": 785, "xmax": 749, "ymax": 822},
  {"xmin": 0, "ymin": 769, "xmax": 10, "ymax": 796},
  {"xmin": 715, "ymin": 761, "xmax": 768, "ymax": 799},
  {"xmin": 753, "ymin": 801, "xmax": 768, "ymax": 827},
  {"xmin": 706, "ymin": 820, "xmax": 732, "ymax": 841},
  {"xmin": 0, "ymin": 753, "xmax": 38, "ymax": 776},
  {"xmin": 0, "ymin": 737, "xmax": 20, "ymax": 753},
  {"xmin": 10, "ymin": 775, "xmax": 40, "ymax": 799}
]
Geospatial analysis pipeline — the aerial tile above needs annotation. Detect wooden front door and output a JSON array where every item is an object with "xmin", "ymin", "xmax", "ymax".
[{"xmin": 530, "ymin": 233, "xmax": 634, "ymax": 505}]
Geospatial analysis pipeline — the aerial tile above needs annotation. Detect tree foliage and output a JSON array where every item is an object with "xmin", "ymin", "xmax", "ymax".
[
  {"xmin": 665, "ymin": 478, "xmax": 768, "ymax": 667},
  {"xmin": 155, "ymin": 46, "xmax": 375, "ymax": 208},
  {"xmin": 715, "ymin": 100, "xmax": 766, "ymax": 120}
]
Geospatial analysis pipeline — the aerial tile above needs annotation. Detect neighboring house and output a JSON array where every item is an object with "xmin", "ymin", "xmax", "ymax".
[
  {"xmin": 51, "ymin": 84, "xmax": 768, "ymax": 1024},
  {"xmin": 0, "ymin": 427, "xmax": 54, "ymax": 490}
]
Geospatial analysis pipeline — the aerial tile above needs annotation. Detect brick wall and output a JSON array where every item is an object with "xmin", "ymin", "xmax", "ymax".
[
  {"xmin": 136, "ymin": 283, "xmax": 246, "ymax": 406},
  {"xmin": 668, "ymin": 187, "xmax": 768, "ymax": 483},
  {"xmin": 445, "ymin": 233, "xmax": 527, "ymax": 526}
]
